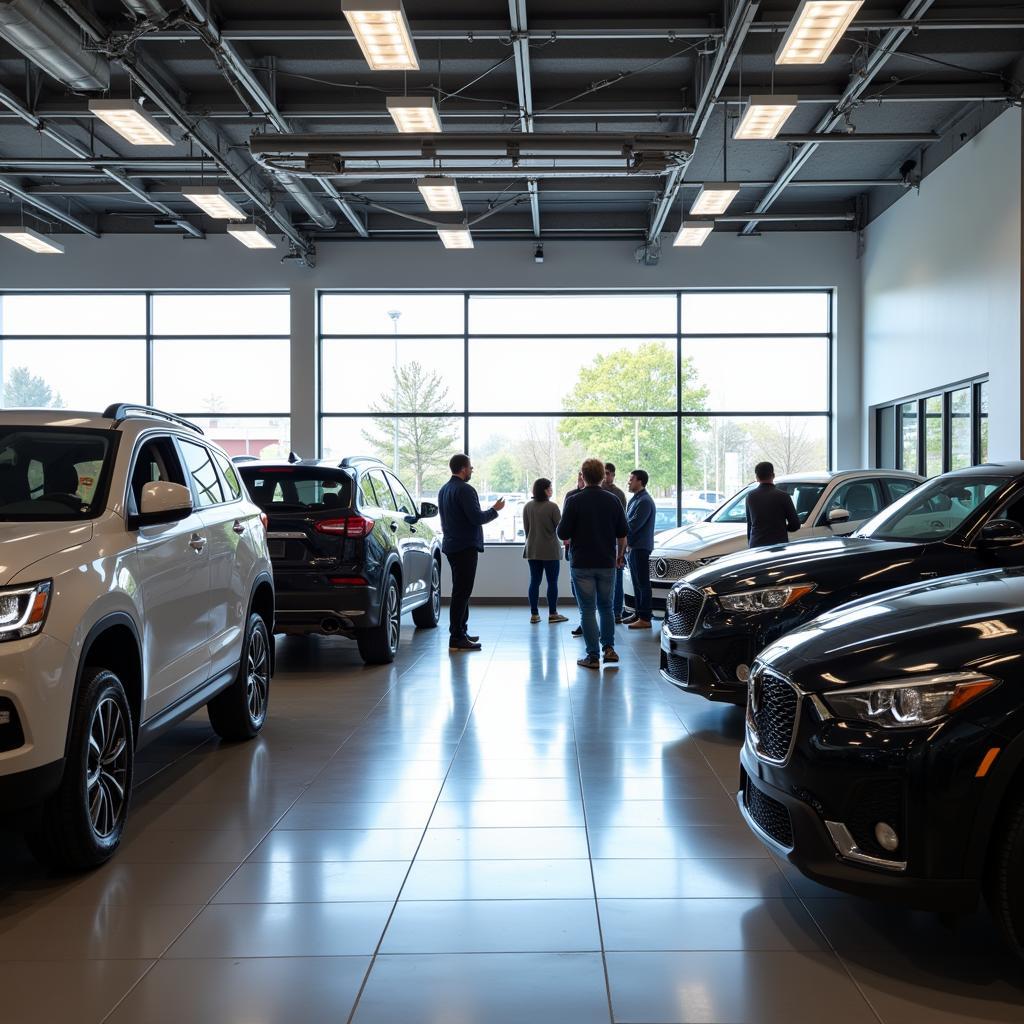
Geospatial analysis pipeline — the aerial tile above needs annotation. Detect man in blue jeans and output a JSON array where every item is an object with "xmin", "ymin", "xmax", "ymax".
[
  {"xmin": 624, "ymin": 468, "xmax": 656, "ymax": 630},
  {"xmin": 557, "ymin": 458, "xmax": 628, "ymax": 669}
]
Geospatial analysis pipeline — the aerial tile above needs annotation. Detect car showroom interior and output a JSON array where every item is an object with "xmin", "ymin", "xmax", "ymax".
[{"xmin": 0, "ymin": 1, "xmax": 1023, "ymax": 1022}]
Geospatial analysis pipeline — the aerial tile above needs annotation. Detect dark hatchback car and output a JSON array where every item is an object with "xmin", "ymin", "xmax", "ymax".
[
  {"xmin": 661, "ymin": 462, "xmax": 1024, "ymax": 704},
  {"xmin": 739, "ymin": 568, "xmax": 1024, "ymax": 958},
  {"xmin": 238, "ymin": 456, "xmax": 441, "ymax": 664}
]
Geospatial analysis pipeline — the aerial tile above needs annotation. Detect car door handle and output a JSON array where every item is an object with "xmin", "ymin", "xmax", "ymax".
[
  {"xmin": 410, "ymin": 525, "xmax": 417, "ymax": 533},
  {"xmin": 232, "ymin": 520, "xmax": 246, "ymax": 535},
  {"xmin": 189, "ymin": 533, "xmax": 207, "ymax": 552},
  {"xmin": 389, "ymin": 521, "xmax": 398, "ymax": 532}
]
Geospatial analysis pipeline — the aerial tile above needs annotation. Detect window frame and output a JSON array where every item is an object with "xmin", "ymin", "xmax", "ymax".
[{"xmin": 176, "ymin": 436, "xmax": 226, "ymax": 509}]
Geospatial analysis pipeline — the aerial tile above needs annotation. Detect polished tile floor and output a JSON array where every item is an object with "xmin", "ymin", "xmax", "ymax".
[{"xmin": 2, "ymin": 607, "xmax": 1023, "ymax": 1023}]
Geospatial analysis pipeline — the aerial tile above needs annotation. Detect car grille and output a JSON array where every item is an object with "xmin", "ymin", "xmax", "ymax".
[
  {"xmin": 663, "ymin": 652, "xmax": 690, "ymax": 684},
  {"xmin": 747, "ymin": 667, "xmax": 799, "ymax": 764},
  {"xmin": 846, "ymin": 779, "xmax": 905, "ymax": 860},
  {"xmin": 665, "ymin": 586, "xmax": 704, "ymax": 637},
  {"xmin": 744, "ymin": 777, "xmax": 794, "ymax": 848},
  {"xmin": 650, "ymin": 556, "xmax": 697, "ymax": 581}
]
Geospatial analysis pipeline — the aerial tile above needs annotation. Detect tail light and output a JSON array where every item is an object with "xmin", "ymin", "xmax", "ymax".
[
  {"xmin": 259, "ymin": 512, "xmax": 269, "ymax": 533},
  {"xmin": 329, "ymin": 577, "xmax": 368, "ymax": 586},
  {"xmin": 315, "ymin": 515, "xmax": 376, "ymax": 538}
]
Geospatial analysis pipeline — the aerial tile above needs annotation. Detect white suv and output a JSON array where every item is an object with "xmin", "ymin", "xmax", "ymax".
[
  {"xmin": 625, "ymin": 469, "xmax": 924, "ymax": 615},
  {"xmin": 0, "ymin": 405, "xmax": 274, "ymax": 868}
]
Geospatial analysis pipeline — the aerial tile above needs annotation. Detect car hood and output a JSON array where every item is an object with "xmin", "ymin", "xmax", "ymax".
[
  {"xmin": 652, "ymin": 520, "xmax": 746, "ymax": 558},
  {"xmin": 0, "ymin": 521, "xmax": 95, "ymax": 585},
  {"xmin": 757, "ymin": 567, "xmax": 1024, "ymax": 692}
]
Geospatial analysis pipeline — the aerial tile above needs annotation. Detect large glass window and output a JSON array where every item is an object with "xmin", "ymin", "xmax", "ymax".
[{"xmin": 319, "ymin": 291, "xmax": 833, "ymax": 542}]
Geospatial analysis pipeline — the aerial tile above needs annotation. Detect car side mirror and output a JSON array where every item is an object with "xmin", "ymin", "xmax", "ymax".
[
  {"xmin": 418, "ymin": 501, "xmax": 438, "ymax": 520},
  {"xmin": 979, "ymin": 519, "xmax": 1024, "ymax": 548},
  {"xmin": 132, "ymin": 481, "xmax": 193, "ymax": 528},
  {"xmin": 827, "ymin": 508, "xmax": 851, "ymax": 527}
]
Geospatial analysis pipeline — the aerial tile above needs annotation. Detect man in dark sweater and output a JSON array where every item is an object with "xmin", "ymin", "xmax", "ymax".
[
  {"xmin": 438, "ymin": 454, "xmax": 505, "ymax": 652},
  {"xmin": 746, "ymin": 461, "xmax": 800, "ymax": 549},
  {"xmin": 623, "ymin": 468, "xmax": 656, "ymax": 630},
  {"xmin": 557, "ymin": 458, "xmax": 628, "ymax": 669},
  {"xmin": 602, "ymin": 462, "xmax": 628, "ymax": 623}
]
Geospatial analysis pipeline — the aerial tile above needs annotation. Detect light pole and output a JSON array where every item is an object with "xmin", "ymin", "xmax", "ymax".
[{"xmin": 387, "ymin": 309, "xmax": 401, "ymax": 474}]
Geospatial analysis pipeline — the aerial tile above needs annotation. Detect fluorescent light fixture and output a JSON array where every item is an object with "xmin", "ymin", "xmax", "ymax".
[
  {"xmin": 673, "ymin": 222, "xmax": 714, "ymax": 247},
  {"xmin": 341, "ymin": 0, "xmax": 419, "ymax": 71},
  {"xmin": 0, "ymin": 226, "xmax": 64, "ymax": 254},
  {"xmin": 734, "ymin": 95, "xmax": 799, "ymax": 140},
  {"xmin": 417, "ymin": 176, "xmax": 462, "ymax": 211},
  {"xmin": 181, "ymin": 185, "xmax": 246, "ymax": 220},
  {"xmin": 88, "ymin": 99, "xmax": 174, "ymax": 146},
  {"xmin": 776, "ymin": 1, "xmax": 864, "ymax": 65},
  {"xmin": 227, "ymin": 223, "xmax": 277, "ymax": 249},
  {"xmin": 437, "ymin": 226, "xmax": 473, "ymax": 249},
  {"xmin": 689, "ymin": 183, "xmax": 740, "ymax": 216},
  {"xmin": 387, "ymin": 96, "xmax": 441, "ymax": 133}
]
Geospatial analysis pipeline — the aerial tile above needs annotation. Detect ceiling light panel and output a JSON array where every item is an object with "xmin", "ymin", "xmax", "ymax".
[
  {"xmin": 418, "ymin": 177, "xmax": 462, "ymax": 211},
  {"xmin": 227, "ymin": 223, "xmax": 276, "ymax": 249},
  {"xmin": 88, "ymin": 100, "xmax": 174, "ymax": 146},
  {"xmin": 673, "ymin": 222, "xmax": 714, "ymax": 247},
  {"xmin": 342, "ymin": 0, "xmax": 419, "ymax": 71},
  {"xmin": 182, "ymin": 186, "xmax": 246, "ymax": 220},
  {"xmin": 0, "ymin": 226, "xmax": 64, "ymax": 254},
  {"xmin": 689, "ymin": 183, "xmax": 740, "ymax": 216},
  {"xmin": 387, "ymin": 96, "xmax": 441, "ymax": 133},
  {"xmin": 734, "ymin": 95, "xmax": 799, "ymax": 140},
  {"xmin": 776, "ymin": 1, "xmax": 864, "ymax": 65},
  {"xmin": 437, "ymin": 227, "xmax": 473, "ymax": 249}
]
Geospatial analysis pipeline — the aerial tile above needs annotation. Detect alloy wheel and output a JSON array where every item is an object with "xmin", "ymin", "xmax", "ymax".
[
  {"xmin": 386, "ymin": 582, "xmax": 400, "ymax": 653},
  {"xmin": 86, "ymin": 697, "xmax": 129, "ymax": 839},
  {"xmin": 431, "ymin": 562, "xmax": 441, "ymax": 620},
  {"xmin": 246, "ymin": 627, "xmax": 270, "ymax": 724}
]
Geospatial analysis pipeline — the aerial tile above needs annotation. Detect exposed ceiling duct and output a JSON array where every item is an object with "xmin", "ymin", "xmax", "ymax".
[
  {"xmin": 121, "ymin": 0, "xmax": 172, "ymax": 18},
  {"xmin": 0, "ymin": 0, "xmax": 110, "ymax": 92}
]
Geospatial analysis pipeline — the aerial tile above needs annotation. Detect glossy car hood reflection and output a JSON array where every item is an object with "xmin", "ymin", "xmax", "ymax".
[
  {"xmin": 0, "ymin": 521, "xmax": 95, "ymax": 586},
  {"xmin": 652, "ymin": 520, "xmax": 745, "ymax": 556},
  {"xmin": 757, "ymin": 567, "xmax": 1024, "ymax": 691}
]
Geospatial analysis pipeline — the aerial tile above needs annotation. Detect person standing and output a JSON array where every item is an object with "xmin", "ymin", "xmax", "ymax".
[
  {"xmin": 602, "ymin": 463, "xmax": 628, "ymax": 624},
  {"xmin": 522, "ymin": 478, "xmax": 568, "ymax": 624},
  {"xmin": 746, "ymin": 461, "xmax": 800, "ymax": 549},
  {"xmin": 563, "ymin": 470, "xmax": 585, "ymax": 637},
  {"xmin": 623, "ymin": 469, "xmax": 656, "ymax": 630},
  {"xmin": 557, "ymin": 458, "xmax": 628, "ymax": 669},
  {"xmin": 438, "ymin": 454, "xmax": 505, "ymax": 652}
]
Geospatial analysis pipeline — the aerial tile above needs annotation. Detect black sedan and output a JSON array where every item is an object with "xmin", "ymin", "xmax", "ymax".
[
  {"xmin": 661, "ymin": 462, "xmax": 1024, "ymax": 704},
  {"xmin": 738, "ymin": 567, "xmax": 1024, "ymax": 958}
]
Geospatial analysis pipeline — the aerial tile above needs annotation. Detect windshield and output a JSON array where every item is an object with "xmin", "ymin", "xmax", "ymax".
[
  {"xmin": 712, "ymin": 481, "xmax": 826, "ymax": 525},
  {"xmin": 856, "ymin": 475, "xmax": 1009, "ymax": 543},
  {"xmin": 0, "ymin": 427, "xmax": 113, "ymax": 521},
  {"xmin": 240, "ymin": 466, "xmax": 353, "ymax": 512}
]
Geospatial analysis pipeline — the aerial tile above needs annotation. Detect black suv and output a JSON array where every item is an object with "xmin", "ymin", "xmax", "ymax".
[
  {"xmin": 740, "ymin": 567, "xmax": 1024, "ymax": 959},
  {"xmin": 661, "ymin": 463, "xmax": 1024, "ymax": 705},
  {"xmin": 238, "ymin": 456, "xmax": 441, "ymax": 664}
]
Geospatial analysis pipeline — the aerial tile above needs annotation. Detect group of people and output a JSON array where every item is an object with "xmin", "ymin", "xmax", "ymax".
[{"xmin": 438, "ymin": 453, "xmax": 657, "ymax": 669}]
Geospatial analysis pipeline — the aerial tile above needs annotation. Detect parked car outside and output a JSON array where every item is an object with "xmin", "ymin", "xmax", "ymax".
[
  {"xmin": 0, "ymin": 405, "xmax": 274, "ymax": 869},
  {"xmin": 626, "ymin": 470, "xmax": 923, "ymax": 615},
  {"xmin": 739, "ymin": 566, "xmax": 1024, "ymax": 959},
  {"xmin": 652, "ymin": 500, "xmax": 717, "ymax": 535},
  {"xmin": 660, "ymin": 463, "xmax": 1024, "ymax": 705},
  {"xmin": 239, "ymin": 455, "xmax": 441, "ymax": 664}
]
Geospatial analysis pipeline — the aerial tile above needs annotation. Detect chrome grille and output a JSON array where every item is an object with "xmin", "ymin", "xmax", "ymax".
[
  {"xmin": 650, "ymin": 556, "xmax": 698, "ymax": 581},
  {"xmin": 747, "ymin": 667, "xmax": 800, "ymax": 764},
  {"xmin": 665, "ymin": 586, "xmax": 704, "ymax": 637}
]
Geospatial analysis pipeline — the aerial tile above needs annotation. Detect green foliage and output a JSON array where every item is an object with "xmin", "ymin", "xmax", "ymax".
[
  {"xmin": 4, "ymin": 366, "xmax": 63, "ymax": 409},
  {"xmin": 484, "ymin": 452, "xmax": 521, "ymax": 492}
]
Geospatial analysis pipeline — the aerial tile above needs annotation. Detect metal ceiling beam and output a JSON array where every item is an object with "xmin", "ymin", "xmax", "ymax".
[
  {"xmin": 742, "ymin": 0, "xmax": 939, "ymax": 234},
  {"xmin": 648, "ymin": 0, "xmax": 759, "ymax": 242},
  {"xmin": 0, "ymin": 175, "xmax": 98, "ymax": 236},
  {"xmin": 509, "ymin": 0, "xmax": 540, "ymax": 237}
]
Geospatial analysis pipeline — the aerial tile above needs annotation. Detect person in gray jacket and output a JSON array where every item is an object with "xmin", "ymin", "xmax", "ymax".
[
  {"xmin": 623, "ymin": 469, "xmax": 657, "ymax": 630},
  {"xmin": 523, "ymin": 478, "xmax": 569, "ymax": 624}
]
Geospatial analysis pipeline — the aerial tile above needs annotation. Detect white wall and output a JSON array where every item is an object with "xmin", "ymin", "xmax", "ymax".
[
  {"xmin": 0, "ymin": 231, "xmax": 861, "ymax": 597},
  {"xmin": 861, "ymin": 106, "xmax": 1023, "ymax": 461}
]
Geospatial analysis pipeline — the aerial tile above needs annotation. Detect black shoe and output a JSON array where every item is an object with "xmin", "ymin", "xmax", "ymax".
[
  {"xmin": 621, "ymin": 613, "xmax": 637, "ymax": 625},
  {"xmin": 465, "ymin": 634, "xmax": 480, "ymax": 643},
  {"xmin": 571, "ymin": 626, "xmax": 584, "ymax": 637},
  {"xmin": 449, "ymin": 637, "xmax": 482, "ymax": 652},
  {"xmin": 615, "ymin": 616, "xmax": 623, "ymax": 625}
]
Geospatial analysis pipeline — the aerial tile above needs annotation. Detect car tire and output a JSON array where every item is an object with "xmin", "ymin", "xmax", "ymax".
[
  {"xmin": 357, "ymin": 573, "xmax": 401, "ymax": 664},
  {"xmin": 26, "ymin": 666, "xmax": 134, "ymax": 870},
  {"xmin": 412, "ymin": 558, "xmax": 441, "ymax": 629},
  {"xmin": 207, "ymin": 612, "xmax": 271, "ymax": 741},
  {"xmin": 987, "ymin": 792, "xmax": 1024, "ymax": 959}
]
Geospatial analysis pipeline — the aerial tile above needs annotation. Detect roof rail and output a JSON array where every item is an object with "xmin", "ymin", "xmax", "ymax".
[
  {"xmin": 340, "ymin": 455, "xmax": 386, "ymax": 468},
  {"xmin": 102, "ymin": 404, "xmax": 204, "ymax": 434}
]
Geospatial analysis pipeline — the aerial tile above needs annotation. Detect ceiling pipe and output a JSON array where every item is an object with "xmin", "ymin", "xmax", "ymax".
[
  {"xmin": 0, "ymin": 0, "xmax": 110, "ymax": 92},
  {"xmin": 122, "ymin": 0, "xmax": 172, "ymax": 18},
  {"xmin": 0, "ymin": 175, "xmax": 99, "ymax": 236}
]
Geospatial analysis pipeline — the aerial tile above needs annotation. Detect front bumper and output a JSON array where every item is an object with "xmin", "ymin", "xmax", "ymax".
[
  {"xmin": 0, "ymin": 757, "xmax": 64, "ymax": 815},
  {"xmin": 659, "ymin": 625, "xmax": 752, "ymax": 705}
]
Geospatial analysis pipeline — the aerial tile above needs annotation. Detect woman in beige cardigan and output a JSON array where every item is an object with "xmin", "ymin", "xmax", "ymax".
[{"xmin": 522, "ymin": 478, "xmax": 569, "ymax": 624}]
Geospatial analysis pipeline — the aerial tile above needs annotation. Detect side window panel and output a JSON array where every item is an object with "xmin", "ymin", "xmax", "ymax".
[
  {"xmin": 885, "ymin": 479, "xmax": 918, "ymax": 504},
  {"xmin": 129, "ymin": 437, "xmax": 186, "ymax": 515},
  {"xmin": 214, "ymin": 451, "xmax": 243, "ymax": 500},
  {"xmin": 369, "ymin": 470, "xmax": 398, "ymax": 512},
  {"xmin": 822, "ymin": 480, "xmax": 882, "ymax": 522},
  {"xmin": 387, "ymin": 473, "xmax": 416, "ymax": 515},
  {"xmin": 179, "ymin": 439, "xmax": 224, "ymax": 508}
]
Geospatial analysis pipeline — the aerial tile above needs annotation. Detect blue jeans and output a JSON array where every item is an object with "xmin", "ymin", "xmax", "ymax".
[
  {"xmin": 571, "ymin": 567, "xmax": 616, "ymax": 658},
  {"xmin": 627, "ymin": 548, "xmax": 653, "ymax": 621},
  {"xmin": 528, "ymin": 559, "xmax": 560, "ymax": 615},
  {"xmin": 613, "ymin": 566, "xmax": 624, "ymax": 618}
]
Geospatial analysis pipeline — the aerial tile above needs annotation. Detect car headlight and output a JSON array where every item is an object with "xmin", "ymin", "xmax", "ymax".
[
  {"xmin": 0, "ymin": 580, "xmax": 52, "ymax": 641},
  {"xmin": 719, "ymin": 584, "xmax": 815, "ymax": 613},
  {"xmin": 822, "ymin": 672, "xmax": 998, "ymax": 729}
]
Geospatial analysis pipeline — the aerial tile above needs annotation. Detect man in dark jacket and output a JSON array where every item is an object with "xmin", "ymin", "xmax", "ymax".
[
  {"xmin": 438, "ymin": 454, "xmax": 505, "ymax": 652},
  {"xmin": 623, "ymin": 469, "xmax": 656, "ymax": 630},
  {"xmin": 557, "ymin": 458, "xmax": 628, "ymax": 669},
  {"xmin": 602, "ymin": 462, "xmax": 628, "ymax": 623},
  {"xmin": 746, "ymin": 461, "xmax": 800, "ymax": 548}
]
